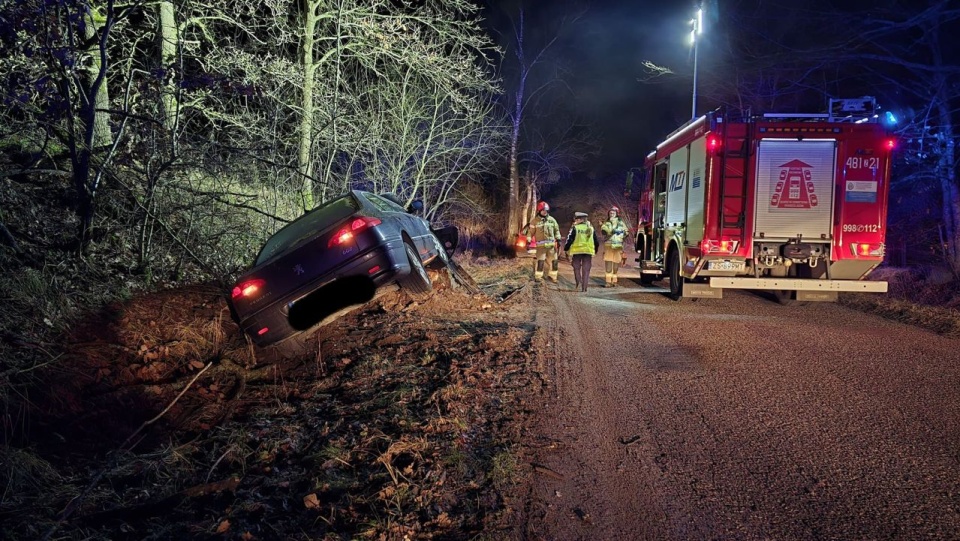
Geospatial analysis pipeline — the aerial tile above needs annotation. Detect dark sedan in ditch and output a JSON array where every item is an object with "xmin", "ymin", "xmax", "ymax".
[{"xmin": 228, "ymin": 190, "xmax": 456, "ymax": 347}]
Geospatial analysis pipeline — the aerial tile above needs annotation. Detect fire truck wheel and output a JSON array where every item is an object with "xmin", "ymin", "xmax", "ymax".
[
  {"xmin": 668, "ymin": 250, "xmax": 684, "ymax": 300},
  {"xmin": 773, "ymin": 289, "xmax": 795, "ymax": 305}
]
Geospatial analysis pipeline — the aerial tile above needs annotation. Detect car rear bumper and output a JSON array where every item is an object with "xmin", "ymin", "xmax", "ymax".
[{"xmin": 238, "ymin": 238, "xmax": 410, "ymax": 346}]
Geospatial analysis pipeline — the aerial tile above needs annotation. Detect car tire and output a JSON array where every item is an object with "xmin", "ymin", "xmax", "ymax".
[
  {"xmin": 398, "ymin": 241, "xmax": 433, "ymax": 299},
  {"xmin": 668, "ymin": 249, "xmax": 684, "ymax": 301}
]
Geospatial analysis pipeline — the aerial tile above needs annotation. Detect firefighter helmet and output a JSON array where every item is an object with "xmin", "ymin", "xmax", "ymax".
[
  {"xmin": 537, "ymin": 201, "xmax": 550, "ymax": 213},
  {"xmin": 609, "ymin": 206, "xmax": 620, "ymax": 215}
]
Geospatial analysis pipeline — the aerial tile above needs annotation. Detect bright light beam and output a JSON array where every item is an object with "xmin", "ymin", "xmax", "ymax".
[{"xmin": 690, "ymin": 5, "xmax": 704, "ymax": 120}]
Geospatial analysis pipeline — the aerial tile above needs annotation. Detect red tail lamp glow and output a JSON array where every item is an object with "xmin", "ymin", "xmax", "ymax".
[
  {"xmin": 702, "ymin": 239, "xmax": 739, "ymax": 254},
  {"xmin": 850, "ymin": 243, "xmax": 884, "ymax": 258},
  {"xmin": 257, "ymin": 327, "xmax": 269, "ymax": 336},
  {"xmin": 232, "ymin": 278, "xmax": 266, "ymax": 299},
  {"xmin": 885, "ymin": 138, "xmax": 896, "ymax": 150},
  {"xmin": 328, "ymin": 217, "xmax": 382, "ymax": 248},
  {"xmin": 368, "ymin": 265, "xmax": 381, "ymax": 274},
  {"xmin": 706, "ymin": 134, "xmax": 722, "ymax": 153}
]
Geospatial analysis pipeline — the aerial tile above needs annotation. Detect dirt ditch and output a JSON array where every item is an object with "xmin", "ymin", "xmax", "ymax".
[{"xmin": 2, "ymin": 258, "xmax": 542, "ymax": 540}]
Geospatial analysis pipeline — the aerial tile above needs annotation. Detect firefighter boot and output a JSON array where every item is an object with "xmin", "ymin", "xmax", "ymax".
[
  {"xmin": 604, "ymin": 272, "xmax": 614, "ymax": 287},
  {"xmin": 534, "ymin": 260, "xmax": 545, "ymax": 282},
  {"xmin": 612, "ymin": 273, "xmax": 619, "ymax": 287},
  {"xmin": 549, "ymin": 260, "xmax": 559, "ymax": 282}
]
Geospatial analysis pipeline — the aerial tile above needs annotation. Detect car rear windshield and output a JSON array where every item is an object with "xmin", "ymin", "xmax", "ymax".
[{"xmin": 255, "ymin": 194, "xmax": 360, "ymax": 265}]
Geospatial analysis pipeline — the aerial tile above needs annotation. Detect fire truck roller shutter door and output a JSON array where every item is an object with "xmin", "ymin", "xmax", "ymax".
[
  {"xmin": 754, "ymin": 139, "xmax": 837, "ymax": 240},
  {"xmin": 686, "ymin": 137, "xmax": 708, "ymax": 245}
]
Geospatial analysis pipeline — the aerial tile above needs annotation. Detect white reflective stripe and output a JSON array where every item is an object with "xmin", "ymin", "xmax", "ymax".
[{"xmin": 709, "ymin": 277, "xmax": 887, "ymax": 292}]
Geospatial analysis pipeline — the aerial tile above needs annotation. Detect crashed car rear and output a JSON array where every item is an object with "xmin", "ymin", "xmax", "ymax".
[{"xmin": 228, "ymin": 190, "xmax": 457, "ymax": 347}]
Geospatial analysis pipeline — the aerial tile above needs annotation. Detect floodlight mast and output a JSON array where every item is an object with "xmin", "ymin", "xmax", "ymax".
[{"xmin": 691, "ymin": 5, "xmax": 704, "ymax": 120}]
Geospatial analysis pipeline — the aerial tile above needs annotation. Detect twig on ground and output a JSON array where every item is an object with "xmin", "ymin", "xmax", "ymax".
[
  {"xmin": 119, "ymin": 361, "xmax": 212, "ymax": 452},
  {"xmin": 42, "ymin": 361, "xmax": 213, "ymax": 541},
  {"xmin": 532, "ymin": 463, "xmax": 565, "ymax": 480}
]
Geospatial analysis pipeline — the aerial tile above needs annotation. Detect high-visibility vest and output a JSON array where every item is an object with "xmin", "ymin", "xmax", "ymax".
[{"xmin": 569, "ymin": 223, "xmax": 596, "ymax": 255}]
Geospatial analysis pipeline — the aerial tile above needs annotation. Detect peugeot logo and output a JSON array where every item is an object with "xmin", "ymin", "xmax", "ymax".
[{"xmin": 293, "ymin": 264, "xmax": 305, "ymax": 275}]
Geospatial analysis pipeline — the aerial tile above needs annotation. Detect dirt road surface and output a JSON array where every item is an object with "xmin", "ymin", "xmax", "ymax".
[{"xmin": 518, "ymin": 253, "xmax": 960, "ymax": 540}]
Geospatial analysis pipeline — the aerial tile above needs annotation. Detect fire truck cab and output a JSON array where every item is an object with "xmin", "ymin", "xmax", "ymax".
[{"xmin": 635, "ymin": 97, "xmax": 893, "ymax": 302}]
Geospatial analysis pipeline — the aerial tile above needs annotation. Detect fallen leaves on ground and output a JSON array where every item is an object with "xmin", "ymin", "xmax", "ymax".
[{"xmin": 2, "ymin": 257, "xmax": 540, "ymax": 540}]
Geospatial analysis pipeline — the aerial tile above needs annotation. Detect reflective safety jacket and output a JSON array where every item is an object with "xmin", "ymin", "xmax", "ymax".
[
  {"xmin": 601, "ymin": 217, "xmax": 629, "ymax": 250},
  {"xmin": 564, "ymin": 221, "xmax": 598, "ymax": 256},
  {"xmin": 527, "ymin": 215, "xmax": 562, "ymax": 246}
]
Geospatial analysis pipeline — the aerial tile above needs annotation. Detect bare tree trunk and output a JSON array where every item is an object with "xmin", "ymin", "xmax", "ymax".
[
  {"xmin": 525, "ymin": 171, "xmax": 538, "ymax": 227},
  {"xmin": 158, "ymin": 1, "xmax": 178, "ymax": 135},
  {"xmin": 521, "ymin": 173, "xmax": 533, "ymax": 231},
  {"xmin": 84, "ymin": 8, "xmax": 112, "ymax": 150},
  {"xmin": 507, "ymin": 89, "xmax": 522, "ymax": 240},
  {"xmin": 936, "ymin": 99, "xmax": 959, "ymax": 269},
  {"xmin": 75, "ymin": 3, "xmax": 115, "ymax": 250},
  {"xmin": 298, "ymin": 0, "xmax": 318, "ymax": 212},
  {"xmin": 927, "ymin": 22, "xmax": 960, "ymax": 271}
]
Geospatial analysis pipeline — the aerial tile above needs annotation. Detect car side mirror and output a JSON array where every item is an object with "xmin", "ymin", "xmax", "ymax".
[{"xmin": 408, "ymin": 200, "xmax": 424, "ymax": 214}]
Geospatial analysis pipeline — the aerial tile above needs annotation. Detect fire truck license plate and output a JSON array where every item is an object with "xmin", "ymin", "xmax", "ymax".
[{"xmin": 708, "ymin": 260, "xmax": 745, "ymax": 272}]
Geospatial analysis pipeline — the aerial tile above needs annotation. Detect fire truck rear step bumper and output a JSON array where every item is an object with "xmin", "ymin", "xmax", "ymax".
[{"xmin": 709, "ymin": 277, "xmax": 888, "ymax": 293}]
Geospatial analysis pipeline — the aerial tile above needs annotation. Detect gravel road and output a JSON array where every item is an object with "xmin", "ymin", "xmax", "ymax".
[{"xmin": 520, "ymin": 257, "xmax": 960, "ymax": 540}]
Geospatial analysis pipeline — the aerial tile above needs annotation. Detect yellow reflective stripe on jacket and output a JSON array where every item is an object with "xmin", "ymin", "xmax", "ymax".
[
  {"xmin": 531, "ymin": 216, "xmax": 561, "ymax": 242},
  {"xmin": 602, "ymin": 218, "xmax": 628, "ymax": 249}
]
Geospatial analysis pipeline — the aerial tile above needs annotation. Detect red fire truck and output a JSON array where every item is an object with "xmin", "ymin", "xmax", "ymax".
[{"xmin": 635, "ymin": 97, "xmax": 893, "ymax": 302}]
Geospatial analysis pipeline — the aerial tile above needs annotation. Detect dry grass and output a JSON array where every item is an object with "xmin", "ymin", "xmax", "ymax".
[
  {"xmin": 0, "ymin": 256, "xmax": 537, "ymax": 540},
  {"xmin": 841, "ymin": 265, "xmax": 960, "ymax": 337}
]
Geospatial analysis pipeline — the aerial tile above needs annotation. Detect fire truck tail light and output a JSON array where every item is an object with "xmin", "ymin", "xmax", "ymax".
[
  {"xmin": 850, "ymin": 243, "xmax": 884, "ymax": 258},
  {"xmin": 702, "ymin": 239, "xmax": 739, "ymax": 254},
  {"xmin": 885, "ymin": 138, "xmax": 896, "ymax": 150},
  {"xmin": 706, "ymin": 135, "xmax": 722, "ymax": 153}
]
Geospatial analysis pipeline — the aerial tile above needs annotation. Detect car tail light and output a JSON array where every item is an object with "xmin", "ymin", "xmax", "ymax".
[
  {"xmin": 232, "ymin": 278, "xmax": 266, "ymax": 299},
  {"xmin": 328, "ymin": 216, "xmax": 382, "ymax": 248},
  {"xmin": 702, "ymin": 239, "xmax": 739, "ymax": 254},
  {"xmin": 257, "ymin": 327, "xmax": 269, "ymax": 336},
  {"xmin": 851, "ymin": 243, "xmax": 884, "ymax": 258}
]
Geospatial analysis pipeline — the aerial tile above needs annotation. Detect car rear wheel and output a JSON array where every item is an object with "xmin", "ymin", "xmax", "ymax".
[{"xmin": 398, "ymin": 241, "xmax": 433, "ymax": 299}]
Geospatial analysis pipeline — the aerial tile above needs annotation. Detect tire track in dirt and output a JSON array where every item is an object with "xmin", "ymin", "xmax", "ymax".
[{"xmin": 523, "ymin": 276, "xmax": 706, "ymax": 541}]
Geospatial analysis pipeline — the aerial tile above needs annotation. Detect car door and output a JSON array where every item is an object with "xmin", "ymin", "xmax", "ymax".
[{"xmin": 368, "ymin": 193, "xmax": 433, "ymax": 259}]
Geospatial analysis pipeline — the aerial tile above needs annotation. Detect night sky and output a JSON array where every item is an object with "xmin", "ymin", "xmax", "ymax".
[
  {"xmin": 482, "ymin": 0, "xmax": 942, "ymax": 176},
  {"xmin": 484, "ymin": 0, "xmax": 722, "ymax": 175}
]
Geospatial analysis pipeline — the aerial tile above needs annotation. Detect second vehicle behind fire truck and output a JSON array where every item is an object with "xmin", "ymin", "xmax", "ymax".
[{"xmin": 635, "ymin": 97, "xmax": 893, "ymax": 302}]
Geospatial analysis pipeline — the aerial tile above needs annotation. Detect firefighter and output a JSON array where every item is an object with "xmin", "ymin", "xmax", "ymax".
[
  {"xmin": 601, "ymin": 205, "xmax": 629, "ymax": 287},
  {"xmin": 527, "ymin": 201, "xmax": 562, "ymax": 282},
  {"xmin": 564, "ymin": 211, "xmax": 599, "ymax": 292}
]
